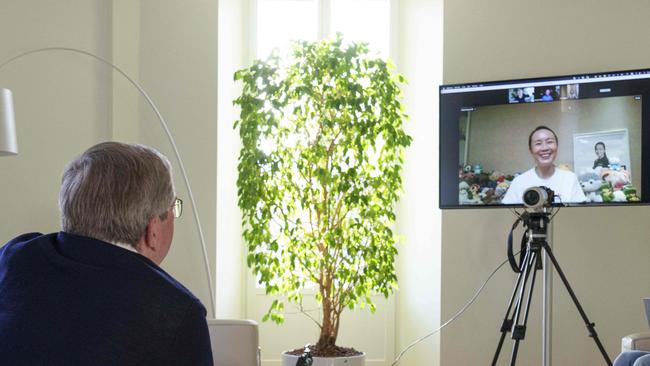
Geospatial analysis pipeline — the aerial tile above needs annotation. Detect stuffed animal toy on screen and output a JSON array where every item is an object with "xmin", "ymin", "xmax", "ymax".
[
  {"xmin": 623, "ymin": 184, "xmax": 641, "ymax": 202},
  {"xmin": 601, "ymin": 167, "xmax": 630, "ymax": 190},
  {"xmin": 608, "ymin": 157, "xmax": 622, "ymax": 171},
  {"xmin": 495, "ymin": 181, "xmax": 510, "ymax": 202},
  {"xmin": 459, "ymin": 181, "xmax": 480, "ymax": 204},
  {"xmin": 578, "ymin": 170, "xmax": 603, "ymax": 203},
  {"xmin": 599, "ymin": 183, "xmax": 614, "ymax": 202},
  {"xmin": 489, "ymin": 170, "xmax": 505, "ymax": 183}
]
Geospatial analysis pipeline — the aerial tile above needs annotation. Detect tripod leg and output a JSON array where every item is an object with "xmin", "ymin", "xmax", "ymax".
[
  {"xmin": 510, "ymin": 250, "xmax": 540, "ymax": 366},
  {"xmin": 542, "ymin": 243, "xmax": 612, "ymax": 366},
  {"xmin": 492, "ymin": 248, "xmax": 533, "ymax": 366}
]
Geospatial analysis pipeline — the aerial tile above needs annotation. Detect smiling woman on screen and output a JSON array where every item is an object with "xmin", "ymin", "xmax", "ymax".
[{"xmin": 501, "ymin": 126, "xmax": 586, "ymax": 204}]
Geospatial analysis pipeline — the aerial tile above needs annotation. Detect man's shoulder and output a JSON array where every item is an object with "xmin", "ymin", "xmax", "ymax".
[
  {"xmin": 0, "ymin": 232, "xmax": 53, "ymax": 259},
  {"xmin": 2, "ymin": 232, "xmax": 48, "ymax": 247},
  {"xmin": 86, "ymin": 242, "xmax": 206, "ymax": 313},
  {"xmin": 2, "ymin": 232, "xmax": 205, "ymax": 312},
  {"xmin": 143, "ymin": 264, "xmax": 205, "ymax": 310}
]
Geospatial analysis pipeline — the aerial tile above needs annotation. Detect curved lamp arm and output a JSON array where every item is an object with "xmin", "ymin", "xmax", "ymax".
[{"xmin": 0, "ymin": 47, "xmax": 216, "ymax": 318}]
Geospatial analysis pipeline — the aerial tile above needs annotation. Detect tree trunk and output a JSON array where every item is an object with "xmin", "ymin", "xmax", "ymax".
[{"xmin": 317, "ymin": 293, "xmax": 339, "ymax": 349}]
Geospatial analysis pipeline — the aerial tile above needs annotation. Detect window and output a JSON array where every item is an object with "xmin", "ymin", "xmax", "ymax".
[
  {"xmin": 256, "ymin": 0, "xmax": 318, "ymax": 58},
  {"xmin": 254, "ymin": 0, "xmax": 391, "ymax": 59},
  {"xmin": 330, "ymin": 0, "xmax": 390, "ymax": 57}
]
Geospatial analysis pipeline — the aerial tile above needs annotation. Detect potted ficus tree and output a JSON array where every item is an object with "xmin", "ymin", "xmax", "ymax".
[{"xmin": 234, "ymin": 35, "xmax": 411, "ymax": 365}]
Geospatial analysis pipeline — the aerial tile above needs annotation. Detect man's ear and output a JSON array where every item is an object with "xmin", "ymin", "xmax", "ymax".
[{"xmin": 137, "ymin": 216, "xmax": 160, "ymax": 259}]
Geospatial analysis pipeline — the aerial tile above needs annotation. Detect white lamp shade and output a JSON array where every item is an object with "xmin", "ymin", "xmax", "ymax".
[{"xmin": 0, "ymin": 88, "xmax": 17, "ymax": 156}]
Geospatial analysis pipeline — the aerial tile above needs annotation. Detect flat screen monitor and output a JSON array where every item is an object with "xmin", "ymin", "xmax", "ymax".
[{"xmin": 439, "ymin": 69, "xmax": 650, "ymax": 208}]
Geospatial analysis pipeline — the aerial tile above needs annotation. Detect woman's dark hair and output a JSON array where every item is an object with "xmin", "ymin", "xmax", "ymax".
[
  {"xmin": 528, "ymin": 125, "xmax": 558, "ymax": 149},
  {"xmin": 594, "ymin": 141, "xmax": 608, "ymax": 160}
]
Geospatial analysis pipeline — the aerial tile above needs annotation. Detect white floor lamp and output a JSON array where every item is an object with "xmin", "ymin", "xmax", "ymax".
[
  {"xmin": 0, "ymin": 47, "xmax": 216, "ymax": 318},
  {"xmin": 0, "ymin": 88, "xmax": 17, "ymax": 156}
]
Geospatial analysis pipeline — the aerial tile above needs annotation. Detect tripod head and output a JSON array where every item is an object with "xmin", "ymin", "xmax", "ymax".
[
  {"xmin": 522, "ymin": 210, "xmax": 551, "ymax": 241},
  {"xmin": 507, "ymin": 207, "xmax": 553, "ymax": 273}
]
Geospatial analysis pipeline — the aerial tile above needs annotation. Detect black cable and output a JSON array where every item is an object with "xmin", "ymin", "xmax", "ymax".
[{"xmin": 507, "ymin": 212, "xmax": 527, "ymax": 273}]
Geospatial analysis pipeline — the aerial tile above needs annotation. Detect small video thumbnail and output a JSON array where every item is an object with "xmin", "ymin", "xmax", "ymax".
[
  {"xmin": 560, "ymin": 83, "xmax": 580, "ymax": 100},
  {"xmin": 508, "ymin": 87, "xmax": 535, "ymax": 104},
  {"xmin": 535, "ymin": 86, "xmax": 561, "ymax": 102}
]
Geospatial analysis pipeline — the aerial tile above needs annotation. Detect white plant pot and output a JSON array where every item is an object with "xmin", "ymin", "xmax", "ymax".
[{"xmin": 281, "ymin": 351, "xmax": 365, "ymax": 366}]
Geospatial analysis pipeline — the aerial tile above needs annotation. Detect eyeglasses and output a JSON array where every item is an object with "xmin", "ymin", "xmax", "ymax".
[{"xmin": 172, "ymin": 198, "xmax": 183, "ymax": 218}]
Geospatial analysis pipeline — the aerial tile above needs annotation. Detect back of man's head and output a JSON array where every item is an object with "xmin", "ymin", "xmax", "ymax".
[{"xmin": 59, "ymin": 142, "xmax": 175, "ymax": 247}]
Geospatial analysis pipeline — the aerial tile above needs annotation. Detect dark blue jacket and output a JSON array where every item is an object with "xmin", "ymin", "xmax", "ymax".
[{"xmin": 0, "ymin": 232, "xmax": 213, "ymax": 366}]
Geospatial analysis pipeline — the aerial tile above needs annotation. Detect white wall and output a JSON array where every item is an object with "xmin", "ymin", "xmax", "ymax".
[
  {"xmin": 0, "ymin": 1, "xmax": 112, "ymax": 239},
  {"xmin": 113, "ymin": 0, "xmax": 227, "ymax": 321},
  {"xmin": 394, "ymin": 1, "xmax": 443, "ymax": 366},
  {"xmin": 136, "ymin": 0, "xmax": 219, "ymax": 317},
  {"xmin": 442, "ymin": 1, "xmax": 650, "ymax": 365},
  {"xmin": 111, "ymin": 0, "xmax": 140, "ymax": 142},
  {"xmin": 216, "ymin": 0, "xmax": 247, "ymax": 319}
]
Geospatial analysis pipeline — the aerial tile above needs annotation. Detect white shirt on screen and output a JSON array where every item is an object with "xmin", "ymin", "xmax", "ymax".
[{"xmin": 501, "ymin": 167, "xmax": 587, "ymax": 204}]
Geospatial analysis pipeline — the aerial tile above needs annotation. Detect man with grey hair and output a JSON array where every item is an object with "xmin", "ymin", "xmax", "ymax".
[{"xmin": 0, "ymin": 142, "xmax": 213, "ymax": 365}]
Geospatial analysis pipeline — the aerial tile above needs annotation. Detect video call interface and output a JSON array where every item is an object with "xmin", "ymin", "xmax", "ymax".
[{"xmin": 439, "ymin": 70, "xmax": 650, "ymax": 208}]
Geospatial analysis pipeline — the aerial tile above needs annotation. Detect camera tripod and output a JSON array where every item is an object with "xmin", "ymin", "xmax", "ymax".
[{"xmin": 491, "ymin": 211, "xmax": 612, "ymax": 366}]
